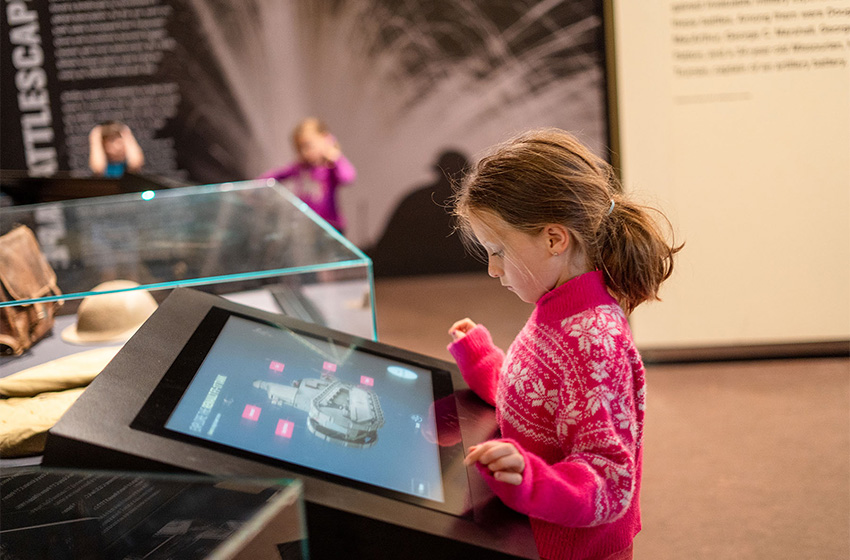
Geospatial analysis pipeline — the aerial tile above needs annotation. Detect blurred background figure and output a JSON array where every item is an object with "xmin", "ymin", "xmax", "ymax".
[
  {"xmin": 261, "ymin": 118, "xmax": 356, "ymax": 234},
  {"xmin": 88, "ymin": 121, "xmax": 145, "ymax": 178}
]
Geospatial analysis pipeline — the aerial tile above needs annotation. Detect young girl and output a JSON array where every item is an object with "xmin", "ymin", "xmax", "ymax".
[
  {"xmin": 261, "ymin": 118, "xmax": 356, "ymax": 233},
  {"xmin": 447, "ymin": 129, "xmax": 680, "ymax": 560}
]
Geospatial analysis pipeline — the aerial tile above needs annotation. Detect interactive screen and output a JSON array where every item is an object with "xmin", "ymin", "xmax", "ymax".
[{"xmin": 133, "ymin": 307, "xmax": 468, "ymax": 516}]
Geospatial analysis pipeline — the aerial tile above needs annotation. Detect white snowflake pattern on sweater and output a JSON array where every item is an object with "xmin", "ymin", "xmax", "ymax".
[
  {"xmin": 493, "ymin": 302, "xmax": 643, "ymax": 524},
  {"xmin": 449, "ymin": 271, "xmax": 645, "ymax": 560}
]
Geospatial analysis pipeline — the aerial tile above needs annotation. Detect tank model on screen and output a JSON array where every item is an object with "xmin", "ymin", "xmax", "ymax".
[
  {"xmin": 156, "ymin": 313, "xmax": 448, "ymax": 504},
  {"xmin": 253, "ymin": 378, "xmax": 385, "ymax": 448}
]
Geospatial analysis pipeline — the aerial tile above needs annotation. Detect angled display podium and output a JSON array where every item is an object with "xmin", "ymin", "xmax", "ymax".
[
  {"xmin": 42, "ymin": 288, "xmax": 538, "ymax": 559},
  {"xmin": 0, "ymin": 180, "xmax": 376, "ymax": 381}
]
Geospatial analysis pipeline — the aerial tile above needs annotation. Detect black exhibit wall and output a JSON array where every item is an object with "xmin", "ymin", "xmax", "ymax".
[
  {"xmin": 1, "ymin": 1, "xmax": 609, "ymax": 276},
  {"xmin": 0, "ymin": 0, "xmax": 267, "ymax": 185}
]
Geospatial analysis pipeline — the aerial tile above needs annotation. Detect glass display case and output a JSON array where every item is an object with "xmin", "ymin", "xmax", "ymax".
[
  {"xmin": 0, "ymin": 180, "xmax": 375, "ymax": 378},
  {"xmin": 1, "ymin": 468, "xmax": 307, "ymax": 559}
]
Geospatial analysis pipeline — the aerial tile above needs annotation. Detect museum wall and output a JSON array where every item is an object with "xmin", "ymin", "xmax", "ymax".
[
  {"xmin": 5, "ymin": 0, "xmax": 845, "ymax": 349},
  {"xmin": 610, "ymin": 0, "xmax": 850, "ymax": 348},
  {"xmin": 1, "ymin": 0, "xmax": 609, "ymax": 276}
]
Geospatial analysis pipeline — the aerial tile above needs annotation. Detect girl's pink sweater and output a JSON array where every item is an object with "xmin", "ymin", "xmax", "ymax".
[
  {"xmin": 448, "ymin": 271, "xmax": 645, "ymax": 560},
  {"xmin": 261, "ymin": 155, "xmax": 356, "ymax": 231}
]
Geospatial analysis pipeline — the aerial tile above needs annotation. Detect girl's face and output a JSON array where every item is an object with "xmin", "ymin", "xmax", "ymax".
[
  {"xmin": 103, "ymin": 136, "xmax": 126, "ymax": 162},
  {"xmin": 295, "ymin": 129, "xmax": 330, "ymax": 166},
  {"xmin": 468, "ymin": 211, "xmax": 567, "ymax": 304}
]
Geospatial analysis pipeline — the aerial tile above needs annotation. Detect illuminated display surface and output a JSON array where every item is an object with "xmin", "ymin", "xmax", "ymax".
[{"xmin": 164, "ymin": 315, "xmax": 445, "ymax": 502}]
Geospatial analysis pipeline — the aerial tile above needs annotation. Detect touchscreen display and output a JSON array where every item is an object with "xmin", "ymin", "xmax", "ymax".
[{"xmin": 146, "ymin": 312, "xmax": 459, "ymax": 509}]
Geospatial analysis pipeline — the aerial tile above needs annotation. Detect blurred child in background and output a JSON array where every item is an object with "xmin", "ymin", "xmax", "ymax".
[
  {"xmin": 89, "ymin": 121, "xmax": 144, "ymax": 178},
  {"xmin": 261, "ymin": 118, "xmax": 356, "ymax": 234}
]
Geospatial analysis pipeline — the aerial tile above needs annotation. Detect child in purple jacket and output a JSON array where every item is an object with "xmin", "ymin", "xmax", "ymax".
[{"xmin": 261, "ymin": 118, "xmax": 356, "ymax": 233}]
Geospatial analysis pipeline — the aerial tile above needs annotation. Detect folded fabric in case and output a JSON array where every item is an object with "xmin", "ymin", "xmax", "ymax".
[
  {"xmin": 0, "ymin": 346, "xmax": 120, "ymax": 397},
  {"xmin": 0, "ymin": 346, "xmax": 121, "ymax": 456}
]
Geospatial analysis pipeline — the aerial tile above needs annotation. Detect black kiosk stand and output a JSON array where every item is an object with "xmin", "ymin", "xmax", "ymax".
[{"xmin": 43, "ymin": 288, "xmax": 539, "ymax": 559}]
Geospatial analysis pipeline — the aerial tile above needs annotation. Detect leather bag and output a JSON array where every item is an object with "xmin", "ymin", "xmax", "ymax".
[{"xmin": 0, "ymin": 225, "xmax": 63, "ymax": 355}]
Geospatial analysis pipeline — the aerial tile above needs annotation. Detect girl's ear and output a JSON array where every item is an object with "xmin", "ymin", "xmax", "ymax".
[{"xmin": 544, "ymin": 224, "xmax": 570, "ymax": 255}]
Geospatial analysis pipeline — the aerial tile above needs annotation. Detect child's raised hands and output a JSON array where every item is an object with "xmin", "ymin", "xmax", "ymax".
[
  {"xmin": 448, "ymin": 318, "xmax": 477, "ymax": 342},
  {"xmin": 322, "ymin": 134, "xmax": 341, "ymax": 164},
  {"xmin": 463, "ymin": 440, "xmax": 525, "ymax": 486}
]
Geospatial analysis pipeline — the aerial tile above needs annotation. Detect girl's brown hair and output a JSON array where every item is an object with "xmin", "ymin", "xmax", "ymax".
[
  {"xmin": 99, "ymin": 120, "xmax": 124, "ymax": 140},
  {"xmin": 454, "ymin": 128, "xmax": 682, "ymax": 314},
  {"xmin": 292, "ymin": 117, "xmax": 329, "ymax": 144}
]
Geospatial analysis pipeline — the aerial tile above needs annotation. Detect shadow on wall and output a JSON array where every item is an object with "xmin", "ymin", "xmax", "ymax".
[{"xmin": 366, "ymin": 150, "xmax": 485, "ymax": 277}]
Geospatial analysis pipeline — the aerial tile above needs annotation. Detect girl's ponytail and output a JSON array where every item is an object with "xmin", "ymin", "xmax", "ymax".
[
  {"xmin": 454, "ymin": 128, "xmax": 682, "ymax": 314},
  {"xmin": 593, "ymin": 197, "xmax": 681, "ymax": 314}
]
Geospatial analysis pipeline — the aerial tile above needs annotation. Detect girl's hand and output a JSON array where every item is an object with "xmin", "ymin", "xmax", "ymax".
[
  {"xmin": 322, "ymin": 134, "xmax": 341, "ymax": 163},
  {"xmin": 119, "ymin": 125, "xmax": 145, "ymax": 171},
  {"xmin": 464, "ymin": 441, "xmax": 525, "ymax": 486},
  {"xmin": 448, "ymin": 318, "xmax": 477, "ymax": 342}
]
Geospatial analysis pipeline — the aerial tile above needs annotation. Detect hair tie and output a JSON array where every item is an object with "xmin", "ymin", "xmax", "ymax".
[{"xmin": 607, "ymin": 199, "xmax": 615, "ymax": 216}]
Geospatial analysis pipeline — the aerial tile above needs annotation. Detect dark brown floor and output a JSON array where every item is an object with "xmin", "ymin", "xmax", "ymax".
[{"xmin": 374, "ymin": 273, "xmax": 850, "ymax": 560}]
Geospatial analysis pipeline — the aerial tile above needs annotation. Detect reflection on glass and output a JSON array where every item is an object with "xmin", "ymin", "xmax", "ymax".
[{"xmin": 0, "ymin": 180, "xmax": 375, "ymax": 339}]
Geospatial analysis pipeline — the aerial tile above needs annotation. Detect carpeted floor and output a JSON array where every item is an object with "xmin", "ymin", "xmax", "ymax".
[{"xmin": 373, "ymin": 273, "xmax": 850, "ymax": 560}]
